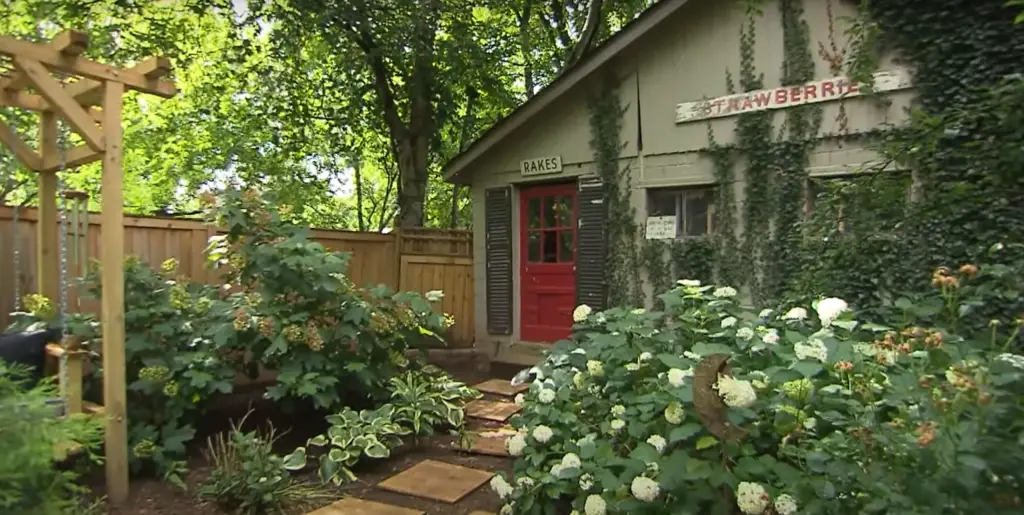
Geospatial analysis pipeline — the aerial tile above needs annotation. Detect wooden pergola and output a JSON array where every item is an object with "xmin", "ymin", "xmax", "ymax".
[{"xmin": 0, "ymin": 30, "xmax": 176, "ymax": 504}]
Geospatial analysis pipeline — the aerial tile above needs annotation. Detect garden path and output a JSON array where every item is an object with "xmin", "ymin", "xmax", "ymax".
[{"xmin": 304, "ymin": 379, "xmax": 528, "ymax": 515}]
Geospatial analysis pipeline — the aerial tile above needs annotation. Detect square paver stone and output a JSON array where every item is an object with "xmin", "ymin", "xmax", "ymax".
[
  {"xmin": 458, "ymin": 427, "xmax": 517, "ymax": 456},
  {"xmin": 473, "ymin": 378, "xmax": 529, "ymax": 397},
  {"xmin": 377, "ymin": 459, "xmax": 495, "ymax": 504},
  {"xmin": 305, "ymin": 497, "xmax": 424, "ymax": 515},
  {"xmin": 465, "ymin": 399, "xmax": 521, "ymax": 422}
]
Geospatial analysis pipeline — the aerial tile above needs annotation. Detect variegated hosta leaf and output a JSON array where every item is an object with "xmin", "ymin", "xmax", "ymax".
[
  {"xmin": 352, "ymin": 435, "xmax": 369, "ymax": 448},
  {"xmin": 307, "ymin": 434, "xmax": 328, "ymax": 447},
  {"xmin": 376, "ymin": 403, "xmax": 396, "ymax": 419},
  {"xmin": 282, "ymin": 447, "xmax": 307, "ymax": 470},
  {"xmin": 364, "ymin": 439, "xmax": 390, "ymax": 459},
  {"xmin": 446, "ymin": 405, "xmax": 464, "ymax": 427},
  {"xmin": 331, "ymin": 435, "xmax": 353, "ymax": 448}
]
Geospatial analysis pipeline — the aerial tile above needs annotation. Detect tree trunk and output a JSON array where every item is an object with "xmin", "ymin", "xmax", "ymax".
[
  {"xmin": 519, "ymin": 0, "xmax": 536, "ymax": 98},
  {"xmin": 353, "ymin": 155, "xmax": 365, "ymax": 231}
]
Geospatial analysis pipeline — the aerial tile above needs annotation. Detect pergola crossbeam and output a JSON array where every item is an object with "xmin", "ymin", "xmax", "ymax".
[
  {"xmin": 16, "ymin": 57, "xmax": 105, "ymax": 151},
  {"xmin": 0, "ymin": 89, "xmax": 104, "ymax": 122},
  {"xmin": 0, "ymin": 30, "xmax": 88, "ymax": 93},
  {"xmin": 0, "ymin": 34, "xmax": 176, "ymax": 98},
  {"xmin": 40, "ymin": 143, "xmax": 103, "ymax": 172}
]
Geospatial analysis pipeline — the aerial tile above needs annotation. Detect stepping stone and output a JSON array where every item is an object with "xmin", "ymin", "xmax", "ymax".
[
  {"xmin": 377, "ymin": 459, "xmax": 495, "ymax": 504},
  {"xmin": 305, "ymin": 497, "xmax": 424, "ymax": 515},
  {"xmin": 466, "ymin": 399, "xmax": 521, "ymax": 422},
  {"xmin": 473, "ymin": 378, "xmax": 528, "ymax": 397},
  {"xmin": 458, "ymin": 427, "xmax": 517, "ymax": 457}
]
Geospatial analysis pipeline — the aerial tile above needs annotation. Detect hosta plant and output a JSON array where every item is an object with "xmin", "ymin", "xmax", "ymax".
[
  {"xmin": 283, "ymin": 403, "xmax": 410, "ymax": 485},
  {"xmin": 492, "ymin": 267, "xmax": 1024, "ymax": 515},
  {"xmin": 389, "ymin": 365, "xmax": 482, "ymax": 439}
]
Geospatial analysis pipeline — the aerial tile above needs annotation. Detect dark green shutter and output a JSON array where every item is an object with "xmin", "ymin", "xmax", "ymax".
[
  {"xmin": 576, "ymin": 178, "xmax": 607, "ymax": 311},
  {"xmin": 484, "ymin": 186, "xmax": 513, "ymax": 334}
]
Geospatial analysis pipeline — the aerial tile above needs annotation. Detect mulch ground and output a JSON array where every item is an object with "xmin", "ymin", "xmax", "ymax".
[{"xmin": 86, "ymin": 368, "xmax": 517, "ymax": 515}]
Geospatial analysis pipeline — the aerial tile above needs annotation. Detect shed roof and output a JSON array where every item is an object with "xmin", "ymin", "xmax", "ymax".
[{"xmin": 442, "ymin": 0, "xmax": 692, "ymax": 183}]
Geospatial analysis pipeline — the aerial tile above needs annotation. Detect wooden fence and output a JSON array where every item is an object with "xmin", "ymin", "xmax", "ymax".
[{"xmin": 0, "ymin": 206, "xmax": 475, "ymax": 346}]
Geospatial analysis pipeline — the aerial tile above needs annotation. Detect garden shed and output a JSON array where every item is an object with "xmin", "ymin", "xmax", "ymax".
[{"xmin": 443, "ymin": 0, "xmax": 917, "ymax": 365}]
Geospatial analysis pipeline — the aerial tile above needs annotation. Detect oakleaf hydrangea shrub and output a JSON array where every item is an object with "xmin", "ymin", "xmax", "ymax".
[{"xmin": 493, "ymin": 267, "xmax": 1024, "ymax": 514}]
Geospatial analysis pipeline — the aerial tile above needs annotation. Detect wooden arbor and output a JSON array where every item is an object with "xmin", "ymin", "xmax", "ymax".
[{"xmin": 0, "ymin": 30, "xmax": 176, "ymax": 504}]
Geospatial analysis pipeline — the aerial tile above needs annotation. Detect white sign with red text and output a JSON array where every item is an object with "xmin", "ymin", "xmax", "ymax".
[{"xmin": 674, "ymin": 68, "xmax": 913, "ymax": 124}]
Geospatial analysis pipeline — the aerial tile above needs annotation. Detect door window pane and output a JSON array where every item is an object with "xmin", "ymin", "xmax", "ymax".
[
  {"xmin": 527, "ymin": 231, "xmax": 541, "ymax": 262},
  {"xmin": 527, "ymin": 198, "xmax": 541, "ymax": 229},
  {"xmin": 554, "ymin": 195, "xmax": 573, "ymax": 228},
  {"xmin": 558, "ymin": 230, "xmax": 574, "ymax": 262},
  {"xmin": 683, "ymin": 191, "xmax": 711, "ymax": 236},
  {"xmin": 542, "ymin": 197, "xmax": 556, "ymax": 228},
  {"xmin": 542, "ymin": 231, "xmax": 558, "ymax": 262}
]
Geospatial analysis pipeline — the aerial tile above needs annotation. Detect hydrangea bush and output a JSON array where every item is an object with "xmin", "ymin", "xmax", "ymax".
[{"xmin": 492, "ymin": 265, "xmax": 1024, "ymax": 514}]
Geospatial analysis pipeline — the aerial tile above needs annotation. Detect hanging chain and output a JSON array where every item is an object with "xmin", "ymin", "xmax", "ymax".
[
  {"xmin": 56, "ymin": 124, "xmax": 71, "ymax": 410},
  {"xmin": 7, "ymin": 110, "xmax": 22, "ymax": 311}
]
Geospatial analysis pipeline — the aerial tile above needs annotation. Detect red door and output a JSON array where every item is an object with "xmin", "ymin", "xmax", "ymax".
[{"xmin": 520, "ymin": 182, "xmax": 577, "ymax": 342}]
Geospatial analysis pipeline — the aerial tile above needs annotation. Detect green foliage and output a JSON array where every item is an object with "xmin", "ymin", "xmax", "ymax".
[
  {"xmin": 641, "ymin": 239, "xmax": 716, "ymax": 308},
  {"xmin": 388, "ymin": 365, "xmax": 482, "ymax": 438},
  {"xmin": 198, "ymin": 411, "xmax": 325, "ymax": 514},
  {"xmin": 588, "ymin": 73, "xmax": 643, "ymax": 308},
  {"xmin": 494, "ymin": 261, "xmax": 1024, "ymax": 514},
  {"xmin": 0, "ymin": 361, "xmax": 104, "ymax": 515},
  {"xmin": 283, "ymin": 404, "xmax": 409, "ymax": 485}
]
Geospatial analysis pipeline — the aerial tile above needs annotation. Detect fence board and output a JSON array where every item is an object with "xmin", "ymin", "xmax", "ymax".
[{"xmin": 0, "ymin": 206, "xmax": 475, "ymax": 347}]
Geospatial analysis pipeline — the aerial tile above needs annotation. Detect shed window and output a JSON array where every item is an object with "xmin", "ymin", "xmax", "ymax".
[{"xmin": 647, "ymin": 187, "xmax": 715, "ymax": 238}]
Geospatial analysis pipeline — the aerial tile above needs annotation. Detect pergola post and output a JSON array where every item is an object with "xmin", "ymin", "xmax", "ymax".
[{"xmin": 0, "ymin": 29, "xmax": 175, "ymax": 506}]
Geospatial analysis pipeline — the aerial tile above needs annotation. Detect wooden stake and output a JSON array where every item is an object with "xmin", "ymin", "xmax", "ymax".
[
  {"xmin": 100, "ymin": 80, "xmax": 129, "ymax": 505},
  {"xmin": 37, "ymin": 112, "xmax": 59, "ymax": 303}
]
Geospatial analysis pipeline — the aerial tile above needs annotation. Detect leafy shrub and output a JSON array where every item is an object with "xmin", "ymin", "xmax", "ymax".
[
  {"xmin": 389, "ymin": 365, "xmax": 482, "ymax": 439},
  {"xmin": 491, "ymin": 269, "xmax": 1024, "ymax": 514},
  {"xmin": 198, "ymin": 411, "xmax": 324, "ymax": 514},
  {"xmin": 0, "ymin": 360, "xmax": 104, "ymax": 514},
  {"xmin": 283, "ymin": 403, "xmax": 409, "ymax": 485},
  {"xmin": 204, "ymin": 188, "xmax": 453, "ymax": 409}
]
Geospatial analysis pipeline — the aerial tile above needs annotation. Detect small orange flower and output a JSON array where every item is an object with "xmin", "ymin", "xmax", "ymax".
[
  {"xmin": 898, "ymin": 343, "xmax": 912, "ymax": 354},
  {"xmin": 958, "ymin": 263, "xmax": 978, "ymax": 278},
  {"xmin": 835, "ymin": 360, "xmax": 854, "ymax": 372},
  {"xmin": 915, "ymin": 422, "xmax": 937, "ymax": 446}
]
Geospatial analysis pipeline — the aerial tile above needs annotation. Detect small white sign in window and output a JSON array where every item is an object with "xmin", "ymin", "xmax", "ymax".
[{"xmin": 645, "ymin": 216, "xmax": 677, "ymax": 240}]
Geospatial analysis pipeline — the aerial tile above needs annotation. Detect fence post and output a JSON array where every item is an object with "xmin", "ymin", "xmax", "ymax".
[{"xmin": 393, "ymin": 216, "xmax": 403, "ymax": 289}]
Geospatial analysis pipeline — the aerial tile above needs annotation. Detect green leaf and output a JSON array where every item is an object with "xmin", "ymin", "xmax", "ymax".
[
  {"xmin": 791, "ymin": 361, "xmax": 823, "ymax": 378},
  {"xmin": 669, "ymin": 423, "xmax": 702, "ymax": 443},
  {"xmin": 695, "ymin": 435, "xmax": 719, "ymax": 450},
  {"xmin": 364, "ymin": 440, "xmax": 390, "ymax": 459},
  {"xmin": 282, "ymin": 447, "xmax": 307, "ymax": 470},
  {"xmin": 957, "ymin": 454, "xmax": 987, "ymax": 471}
]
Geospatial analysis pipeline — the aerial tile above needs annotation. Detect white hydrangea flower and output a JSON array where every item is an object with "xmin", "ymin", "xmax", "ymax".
[
  {"xmin": 573, "ymin": 372, "xmax": 586, "ymax": 388},
  {"xmin": 631, "ymin": 308, "xmax": 646, "ymax": 315},
  {"xmin": 532, "ymin": 425, "xmax": 553, "ymax": 443},
  {"xmin": 646, "ymin": 434, "xmax": 667, "ymax": 453},
  {"xmin": 587, "ymin": 360, "xmax": 604, "ymax": 377},
  {"xmin": 639, "ymin": 351, "xmax": 653, "ymax": 362},
  {"xmin": 716, "ymin": 375, "xmax": 757, "ymax": 408},
  {"xmin": 736, "ymin": 481, "xmax": 771, "ymax": 514},
  {"xmin": 610, "ymin": 419, "xmax": 625, "ymax": 432},
  {"xmin": 665, "ymin": 402, "xmax": 684, "ymax": 424},
  {"xmin": 667, "ymin": 368, "xmax": 689, "ymax": 387},
  {"xmin": 538, "ymin": 389, "xmax": 556, "ymax": 404},
  {"xmin": 683, "ymin": 350, "xmax": 701, "ymax": 361},
  {"xmin": 721, "ymin": 316, "xmax": 738, "ymax": 328},
  {"xmin": 737, "ymin": 327, "xmax": 755, "ymax": 340},
  {"xmin": 762, "ymin": 329, "xmax": 780, "ymax": 346},
  {"xmin": 611, "ymin": 404, "xmax": 626, "ymax": 417},
  {"xmin": 625, "ymin": 363, "xmax": 640, "ymax": 371},
  {"xmin": 516, "ymin": 476, "xmax": 535, "ymax": 488},
  {"xmin": 573, "ymin": 304, "xmax": 593, "ymax": 322},
  {"xmin": 645, "ymin": 461, "xmax": 659, "ymax": 474},
  {"xmin": 678, "ymin": 279, "xmax": 701, "ymax": 287},
  {"xmin": 630, "ymin": 476, "xmax": 661, "ymax": 502},
  {"xmin": 782, "ymin": 307, "xmax": 808, "ymax": 321},
  {"xmin": 561, "ymin": 453, "xmax": 582, "ymax": 469},
  {"xmin": 714, "ymin": 286, "xmax": 738, "ymax": 298},
  {"xmin": 815, "ymin": 297, "xmax": 849, "ymax": 327},
  {"xmin": 579, "ymin": 473, "xmax": 595, "ymax": 490},
  {"xmin": 550, "ymin": 462, "xmax": 565, "ymax": 477},
  {"xmin": 584, "ymin": 494, "xmax": 607, "ymax": 515},
  {"xmin": 506, "ymin": 434, "xmax": 527, "ymax": 456},
  {"xmin": 514, "ymin": 393, "xmax": 526, "ymax": 407},
  {"xmin": 774, "ymin": 494, "xmax": 798, "ymax": 515},
  {"xmin": 794, "ymin": 338, "xmax": 828, "ymax": 363},
  {"xmin": 490, "ymin": 475, "xmax": 514, "ymax": 500},
  {"xmin": 588, "ymin": 384, "xmax": 601, "ymax": 395},
  {"xmin": 996, "ymin": 353, "xmax": 1024, "ymax": 369},
  {"xmin": 500, "ymin": 503, "xmax": 514, "ymax": 515},
  {"xmin": 424, "ymin": 290, "xmax": 444, "ymax": 301},
  {"xmin": 758, "ymin": 308, "xmax": 774, "ymax": 319}
]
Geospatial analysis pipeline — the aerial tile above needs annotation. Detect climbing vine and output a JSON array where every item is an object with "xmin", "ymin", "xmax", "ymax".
[{"xmin": 587, "ymin": 72, "xmax": 643, "ymax": 308}]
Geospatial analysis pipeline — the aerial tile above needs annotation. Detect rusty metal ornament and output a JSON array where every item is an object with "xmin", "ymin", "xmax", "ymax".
[{"xmin": 692, "ymin": 353, "xmax": 748, "ymax": 442}]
